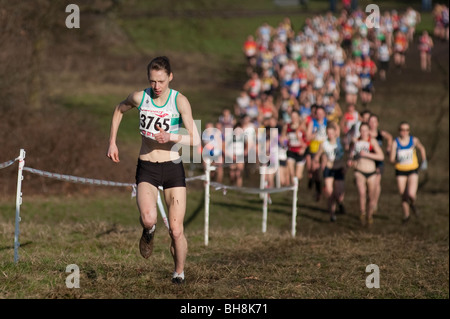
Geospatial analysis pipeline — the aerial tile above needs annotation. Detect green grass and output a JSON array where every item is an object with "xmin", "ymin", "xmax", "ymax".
[
  {"xmin": 117, "ymin": 0, "xmax": 330, "ymax": 58},
  {"xmin": 118, "ymin": 0, "xmax": 436, "ymax": 58},
  {"xmin": 122, "ymin": 15, "xmax": 293, "ymax": 57},
  {"xmin": 58, "ymin": 93, "xmax": 141, "ymax": 145},
  {"xmin": 0, "ymin": 184, "xmax": 448, "ymax": 299}
]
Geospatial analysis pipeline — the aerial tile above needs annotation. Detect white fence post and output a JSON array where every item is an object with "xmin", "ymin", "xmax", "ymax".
[
  {"xmin": 259, "ymin": 166, "xmax": 265, "ymax": 199},
  {"xmin": 275, "ymin": 164, "xmax": 281, "ymax": 189},
  {"xmin": 14, "ymin": 149, "xmax": 25, "ymax": 263},
  {"xmin": 291, "ymin": 177, "xmax": 299, "ymax": 237},
  {"xmin": 157, "ymin": 188, "xmax": 169, "ymax": 229},
  {"xmin": 9, "ymin": 148, "xmax": 296, "ymax": 253},
  {"xmin": 262, "ymin": 180, "xmax": 268, "ymax": 233},
  {"xmin": 204, "ymin": 159, "xmax": 213, "ymax": 246}
]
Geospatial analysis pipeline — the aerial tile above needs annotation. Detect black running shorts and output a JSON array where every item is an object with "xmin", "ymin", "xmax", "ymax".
[
  {"xmin": 287, "ymin": 150, "xmax": 306, "ymax": 163},
  {"xmin": 136, "ymin": 159, "xmax": 186, "ymax": 189},
  {"xmin": 323, "ymin": 167, "xmax": 345, "ymax": 180},
  {"xmin": 395, "ymin": 168, "xmax": 419, "ymax": 177}
]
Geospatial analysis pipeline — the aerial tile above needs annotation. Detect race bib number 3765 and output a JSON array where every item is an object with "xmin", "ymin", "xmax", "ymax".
[{"xmin": 139, "ymin": 109, "xmax": 174, "ymax": 139}]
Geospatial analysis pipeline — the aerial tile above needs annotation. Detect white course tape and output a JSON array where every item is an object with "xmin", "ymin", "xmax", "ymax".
[
  {"xmin": 23, "ymin": 167, "xmax": 135, "ymax": 187},
  {"xmin": 209, "ymin": 181, "xmax": 295, "ymax": 195},
  {"xmin": 22, "ymin": 166, "xmax": 206, "ymax": 230},
  {"xmin": 186, "ymin": 175, "xmax": 206, "ymax": 182},
  {"xmin": 22, "ymin": 166, "xmax": 205, "ymax": 194},
  {"xmin": 0, "ymin": 157, "xmax": 19, "ymax": 170}
]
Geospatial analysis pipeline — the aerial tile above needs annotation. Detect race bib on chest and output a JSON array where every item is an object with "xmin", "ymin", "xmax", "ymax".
[
  {"xmin": 288, "ymin": 132, "xmax": 301, "ymax": 147},
  {"xmin": 315, "ymin": 126, "xmax": 327, "ymax": 142},
  {"xmin": 397, "ymin": 149, "xmax": 414, "ymax": 164},
  {"xmin": 139, "ymin": 108, "xmax": 180, "ymax": 139},
  {"xmin": 361, "ymin": 77, "xmax": 371, "ymax": 87},
  {"xmin": 354, "ymin": 141, "xmax": 371, "ymax": 155}
]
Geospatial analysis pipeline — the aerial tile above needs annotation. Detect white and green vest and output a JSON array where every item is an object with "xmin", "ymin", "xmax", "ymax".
[{"xmin": 138, "ymin": 88, "xmax": 182, "ymax": 140}]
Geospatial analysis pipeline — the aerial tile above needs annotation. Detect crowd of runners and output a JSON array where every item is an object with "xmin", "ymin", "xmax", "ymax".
[{"xmin": 200, "ymin": 5, "xmax": 438, "ymax": 226}]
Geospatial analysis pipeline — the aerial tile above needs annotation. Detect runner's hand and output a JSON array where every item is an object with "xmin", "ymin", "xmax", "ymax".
[
  {"xmin": 420, "ymin": 160, "xmax": 428, "ymax": 171},
  {"xmin": 107, "ymin": 144, "xmax": 120, "ymax": 163},
  {"xmin": 155, "ymin": 125, "xmax": 170, "ymax": 144}
]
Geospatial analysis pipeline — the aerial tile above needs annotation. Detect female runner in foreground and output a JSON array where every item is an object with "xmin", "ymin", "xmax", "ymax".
[{"xmin": 107, "ymin": 56, "xmax": 200, "ymax": 284}]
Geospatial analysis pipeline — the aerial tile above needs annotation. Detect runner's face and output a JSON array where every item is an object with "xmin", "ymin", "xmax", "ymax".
[
  {"xmin": 327, "ymin": 127, "xmax": 336, "ymax": 139},
  {"xmin": 399, "ymin": 125, "xmax": 410, "ymax": 137},
  {"xmin": 149, "ymin": 69, "xmax": 172, "ymax": 97},
  {"xmin": 316, "ymin": 109, "xmax": 325, "ymax": 120},
  {"xmin": 369, "ymin": 117, "xmax": 378, "ymax": 129},
  {"xmin": 360, "ymin": 125, "xmax": 370, "ymax": 139}
]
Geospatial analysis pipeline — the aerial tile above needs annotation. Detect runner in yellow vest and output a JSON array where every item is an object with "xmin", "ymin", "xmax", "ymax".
[{"xmin": 390, "ymin": 121, "xmax": 427, "ymax": 224}]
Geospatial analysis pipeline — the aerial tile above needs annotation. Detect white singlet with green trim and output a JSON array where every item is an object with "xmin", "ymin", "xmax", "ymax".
[{"xmin": 138, "ymin": 88, "xmax": 182, "ymax": 140}]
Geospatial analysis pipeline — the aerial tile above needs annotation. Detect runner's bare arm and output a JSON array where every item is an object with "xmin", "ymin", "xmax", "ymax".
[
  {"xmin": 347, "ymin": 142, "xmax": 355, "ymax": 167},
  {"xmin": 107, "ymin": 91, "xmax": 144, "ymax": 163},
  {"xmin": 381, "ymin": 130, "xmax": 393, "ymax": 154},
  {"xmin": 280, "ymin": 124, "xmax": 287, "ymax": 141},
  {"xmin": 360, "ymin": 138, "xmax": 384, "ymax": 161},
  {"xmin": 389, "ymin": 140, "xmax": 398, "ymax": 164},
  {"xmin": 306, "ymin": 120, "xmax": 315, "ymax": 142},
  {"xmin": 368, "ymin": 137, "xmax": 385, "ymax": 161},
  {"xmin": 314, "ymin": 143, "xmax": 323, "ymax": 163},
  {"xmin": 414, "ymin": 137, "xmax": 427, "ymax": 163}
]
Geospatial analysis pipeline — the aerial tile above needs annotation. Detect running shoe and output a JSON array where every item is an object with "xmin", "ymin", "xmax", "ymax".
[
  {"xmin": 360, "ymin": 213, "xmax": 367, "ymax": 226},
  {"xmin": 367, "ymin": 215, "xmax": 374, "ymax": 226},
  {"xmin": 315, "ymin": 192, "xmax": 321, "ymax": 202},
  {"xmin": 338, "ymin": 203, "xmax": 346, "ymax": 215},
  {"xmin": 330, "ymin": 213, "xmax": 337, "ymax": 222},
  {"xmin": 172, "ymin": 276, "xmax": 185, "ymax": 285},
  {"xmin": 139, "ymin": 228, "xmax": 154, "ymax": 259},
  {"xmin": 402, "ymin": 215, "xmax": 411, "ymax": 224},
  {"xmin": 409, "ymin": 202, "xmax": 419, "ymax": 217}
]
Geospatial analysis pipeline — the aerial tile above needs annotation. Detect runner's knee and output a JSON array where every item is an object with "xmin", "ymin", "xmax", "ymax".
[
  {"xmin": 323, "ymin": 186, "xmax": 333, "ymax": 198},
  {"xmin": 407, "ymin": 193, "xmax": 416, "ymax": 202},
  {"xmin": 140, "ymin": 210, "xmax": 157, "ymax": 229},
  {"xmin": 401, "ymin": 193, "xmax": 410, "ymax": 202},
  {"xmin": 169, "ymin": 226, "xmax": 184, "ymax": 241}
]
